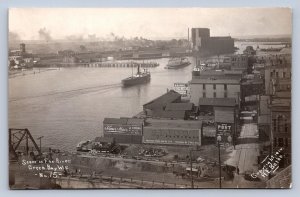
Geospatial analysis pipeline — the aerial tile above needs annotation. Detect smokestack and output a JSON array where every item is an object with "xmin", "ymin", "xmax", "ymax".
[{"xmin": 188, "ymin": 28, "xmax": 189, "ymax": 42}]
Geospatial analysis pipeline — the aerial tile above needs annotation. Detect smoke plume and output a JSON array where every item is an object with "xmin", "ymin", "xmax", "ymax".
[{"xmin": 38, "ymin": 27, "xmax": 52, "ymax": 41}]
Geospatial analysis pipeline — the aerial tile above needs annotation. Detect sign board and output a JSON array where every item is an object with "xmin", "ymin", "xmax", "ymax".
[
  {"xmin": 104, "ymin": 124, "xmax": 142, "ymax": 135},
  {"xmin": 174, "ymin": 83, "xmax": 189, "ymax": 97},
  {"xmin": 216, "ymin": 123, "xmax": 233, "ymax": 147}
]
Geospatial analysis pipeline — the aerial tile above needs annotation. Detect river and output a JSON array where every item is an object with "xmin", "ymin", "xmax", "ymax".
[{"xmin": 9, "ymin": 57, "xmax": 195, "ymax": 151}]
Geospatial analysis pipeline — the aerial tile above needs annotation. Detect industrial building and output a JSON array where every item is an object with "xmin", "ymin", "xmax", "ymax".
[
  {"xmin": 103, "ymin": 117, "xmax": 144, "ymax": 144},
  {"xmin": 190, "ymin": 78, "xmax": 241, "ymax": 106},
  {"xmin": 143, "ymin": 119, "xmax": 202, "ymax": 145},
  {"xmin": 191, "ymin": 28, "xmax": 234, "ymax": 56},
  {"xmin": 143, "ymin": 90, "xmax": 182, "ymax": 116}
]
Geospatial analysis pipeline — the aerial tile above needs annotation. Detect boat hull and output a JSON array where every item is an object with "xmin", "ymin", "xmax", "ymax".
[{"xmin": 165, "ymin": 62, "xmax": 191, "ymax": 69}]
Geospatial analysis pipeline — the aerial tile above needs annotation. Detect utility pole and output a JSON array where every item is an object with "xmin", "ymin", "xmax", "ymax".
[
  {"xmin": 218, "ymin": 141, "xmax": 222, "ymax": 188},
  {"xmin": 190, "ymin": 150, "xmax": 194, "ymax": 188}
]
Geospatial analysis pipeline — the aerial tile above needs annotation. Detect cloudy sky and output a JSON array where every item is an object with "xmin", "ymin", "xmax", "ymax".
[{"xmin": 9, "ymin": 8, "xmax": 292, "ymax": 40}]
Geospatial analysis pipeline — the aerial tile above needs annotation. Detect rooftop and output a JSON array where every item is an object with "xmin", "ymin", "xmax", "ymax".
[
  {"xmin": 198, "ymin": 98, "xmax": 237, "ymax": 107},
  {"xmin": 103, "ymin": 118, "xmax": 128, "ymax": 125},
  {"xmin": 191, "ymin": 78, "xmax": 240, "ymax": 84},
  {"xmin": 152, "ymin": 110, "xmax": 186, "ymax": 119},
  {"xmin": 103, "ymin": 117, "xmax": 144, "ymax": 125},
  {"xmin": 145, "ymin": 118, "xmax": 202, "ymax": 129},
  {"xmin": 214, "ymin": 107, "xmax": 235, "ymax": 123},
  {"xmin": 143, "ymin": 90, "xmax": 181, "ymax": 109},
  {"xmin": 165, "ymin": 102, "xmax": 194, "ymax": 111}
]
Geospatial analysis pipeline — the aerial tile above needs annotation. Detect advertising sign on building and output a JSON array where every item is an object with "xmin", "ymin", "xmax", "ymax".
[
  {"xmin": 216, "ymin": 123, "xmax": 233, "ymax": 147},
  {"xmin": 174, "ymin": 83, "xmax": 189, "ymax": 97},
  {"xmin": 104, "ymin": 124, "xmax": 142, "ymax": 135}
]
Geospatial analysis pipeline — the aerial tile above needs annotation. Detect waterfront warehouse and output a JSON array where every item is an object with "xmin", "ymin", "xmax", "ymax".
[
  {"xmin": 103, "ymin": 118, "xmax": 144, "ymax": 144},
  {"xmin": 143, "ymin": 119, "xmax": 202, "ymax": 145}
]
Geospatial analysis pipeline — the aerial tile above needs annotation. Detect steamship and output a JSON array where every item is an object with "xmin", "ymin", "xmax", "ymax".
[
  {"xmin": 122, "ymin": 65, "xmax": 151, "ymax": 87},
  {"xmin": 165, "ymin": 57, "xmax": 191, "ymax": 69}
]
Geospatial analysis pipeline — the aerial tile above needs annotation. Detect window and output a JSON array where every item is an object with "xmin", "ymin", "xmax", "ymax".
[
  {"xmin": 224, "ymin": 92, "xmax": 227, "ymax": 98},
  {"xmin": 276, "ymin": 72, "xmax": 279, "ymax": 78},
  {"xmin": 213, "ymin": 92, "xmax": 217, "ymax": 98},
  {"xmin": 203, "ymin": 84, "xmax": 206, "ymax": 90},
  {"xmin": 283, "ymin": 72, "xmax": 286, "ymax": 78},
  {"xmin": 213, "ymin": 84, "xmax": 216, "ymax": 90},
  {"xmin": 203, "ymin": 92, "xmax": 206, "ymax": 98},
  {"xmin": 224, "ymin": 84, "xmax": 227, "ymax": 90}
]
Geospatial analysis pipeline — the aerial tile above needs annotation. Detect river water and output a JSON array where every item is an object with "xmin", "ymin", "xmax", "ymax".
[{"xmin": 9, "ymin": 57, "xmax": 196, "ymax": 151}]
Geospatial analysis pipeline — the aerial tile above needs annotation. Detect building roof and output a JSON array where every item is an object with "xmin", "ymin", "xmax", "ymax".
[
  {"xmin": 126, "ymin": 118, "xmax": 144, "ymax": 125},
  {"xmin": 191, "ymin": 78, "xmax": 240, "ymax": 84},
  {"xmin": 214, "ymin": 107, "xmax": 235, "ymax": 123},
  {"xmin": 165, "ymin": 102, "xmax": 194, "ymax": 111},
  {"xmin": 242, "ymin": 78, "xmax": 264, "ymax": 85},
  {"xmin": 193, "ymin": 70, "xmax": 242, "ymax": 80},
  {"xmin": 94, "ymin": 137, "xmax": 114, "ymax": 143},
  {"xmin": 143, "ymin": 90, "xmax": 181, "ymax": 109},
  {"xmin": 103, "ymin": 117, "xmax": 144, "ymax": 125},
  {"xmin": 198, "ymin": 98, "xmax": 236, "ymax": 107},
  {"xmin": 152, "ymin": 110, "xmax": 186, "ymax": 119},
  {"xmin": 200, "ymin": 70, "xmax": 243, "ymax": 76},
  {"xmin": 103, "ymin": 118, "xmax": 128, "ymax": 125},
  {"xmin": 145, "ymin": 118, "xmax": 202, "ymax": 129}
]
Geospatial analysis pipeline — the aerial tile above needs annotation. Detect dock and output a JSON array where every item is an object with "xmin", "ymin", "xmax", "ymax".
[{"xmin": 56, "ymin": 61, "xmax": 159, "ymax": 68}]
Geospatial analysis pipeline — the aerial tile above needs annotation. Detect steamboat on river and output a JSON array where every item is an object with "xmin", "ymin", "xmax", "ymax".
[{"xmin": 122, "ymin": 65, "xmax": 151, "ymax": 87}]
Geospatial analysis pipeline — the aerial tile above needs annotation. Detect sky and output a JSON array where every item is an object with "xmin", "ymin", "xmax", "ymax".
[{"xmin": 9, "ymin": 8, "xmax": 292, "ymax": 41}]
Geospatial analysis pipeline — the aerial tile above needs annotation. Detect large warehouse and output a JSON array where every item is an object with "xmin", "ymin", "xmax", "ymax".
[
  {"xmin": 191, "ymin": 28, "xmax": 234, "ymax": 56},
  {"xmin": 103, "ymin": 117, "xmax": 144, "ymax": 144},
  {"xmin": 143, "ymin": 119, "xmax": 202, "ymax": 145}
]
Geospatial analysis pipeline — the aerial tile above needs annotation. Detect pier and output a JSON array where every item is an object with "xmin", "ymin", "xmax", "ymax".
[{"xmin": 57, "ymin": 61, "xmax": 159, "ymax": 68}]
